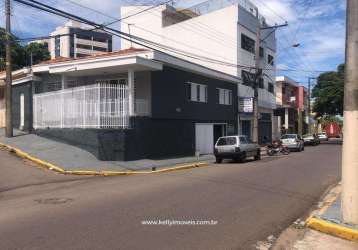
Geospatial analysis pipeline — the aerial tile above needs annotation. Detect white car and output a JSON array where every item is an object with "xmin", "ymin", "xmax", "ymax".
[
  {"xmin": 281, "ymin": 134, "xmax": 305, "ymax": 152},
  {"xmin": 317, "ymin": 132, "xmax": 329, "ymax": 141},
  {"xmin": 214, "ymin": 135, "xmax": 261, "ymax": 163}
]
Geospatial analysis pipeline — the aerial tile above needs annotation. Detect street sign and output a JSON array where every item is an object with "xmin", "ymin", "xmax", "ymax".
[{"xmin": 239, "ymin": 97, "xmax": 253, "ymax": 113}]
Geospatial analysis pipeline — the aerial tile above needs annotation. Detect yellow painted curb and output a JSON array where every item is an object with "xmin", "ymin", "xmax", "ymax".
[
  {"xmin": 306, "ymin": 217, "xmax": 358, "ymax": 242},
  {"xmin": 0, "ymin": 142, "xmax": 208, "ymax": 176}
]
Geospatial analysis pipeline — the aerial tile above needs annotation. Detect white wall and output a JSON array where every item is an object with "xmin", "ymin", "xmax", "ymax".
[
  {"xmin": 120, "ymin": 3, "xmax": 276, "ymax": 108},
  {"xmin": 121, "ymin": 5, "xmax": 239, "ymax": 76}
]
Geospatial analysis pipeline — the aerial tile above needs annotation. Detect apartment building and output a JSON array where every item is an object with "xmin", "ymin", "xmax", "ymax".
[
  {"xmin": 275, "ymin": 76, "xmax": 309, "ymax": 137},
  {"xmin": 120, "ymin": 0, "xmax": 277, "ymax": 144},
  {"xmin": 48, "ymin": 21, "xmax": 113, "ymax": 59}
]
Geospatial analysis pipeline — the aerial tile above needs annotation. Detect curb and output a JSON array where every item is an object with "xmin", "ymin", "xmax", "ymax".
[
  {"xmin": 0, "ymin": 142, "xmax": 209, "ymax": 176},
  {"xmin": 305, "ymin": 185, "xmax": 358, "ymax": 243},
  {"xmin": 306, "ymin": 217, "xmax": 358, "ymax": 242}
]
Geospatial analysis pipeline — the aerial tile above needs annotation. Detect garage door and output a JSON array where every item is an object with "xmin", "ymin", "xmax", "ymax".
[{"xmin": 195, "ymin": 124, "xmax": 214, "ymax": 155}]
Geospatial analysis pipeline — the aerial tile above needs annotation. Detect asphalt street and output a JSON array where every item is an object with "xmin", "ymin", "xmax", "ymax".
[{"xmin": 0, "ymin": 141, "xmax": 341, "ymax": 250}]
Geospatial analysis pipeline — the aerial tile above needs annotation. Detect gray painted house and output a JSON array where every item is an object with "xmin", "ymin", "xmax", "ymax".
[{"xmin": 5, "ymin": 48, "xmax": 240, "ymax": 161}]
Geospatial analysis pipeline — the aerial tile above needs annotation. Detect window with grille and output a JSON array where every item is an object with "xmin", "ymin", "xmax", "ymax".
[
  {"xmin": 241, "ymin": 34, "xmax": 255, "ymax": 54},
  {"xmin": 268, "ymin": 54, "xmax": 274, "ymax": 66},
  {"xmin": 216, "ymin": 88, "xmax": 232, "ymax": 105},
  {"xmin": 241, "ymin": 70, "xmax": 255, "ymax": 87},
  {"xmin": 186, "ymin": 82, "xmax": 207, "ymax": 103},
  {"xmin": 268, "ymin": 82, "xmax": 274, "ymax": 93},
  {"xmin": 259, "ymin": 78, "xmax": 264, "ymax": 89}
]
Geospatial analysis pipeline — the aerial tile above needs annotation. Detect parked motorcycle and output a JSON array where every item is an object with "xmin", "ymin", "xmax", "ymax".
[{"xmin": 266, "ymin": 140, "xmax": 290, "ymax": 156}]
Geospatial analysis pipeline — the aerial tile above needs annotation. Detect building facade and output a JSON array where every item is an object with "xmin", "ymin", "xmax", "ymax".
[
  {"xmin": 120, "ymin": 0, "xmax": 277, "ymax": 144},
  {"xmin": 48, "ymin": 21, "xmax": 113, "ymax": 59},
  {"xmin": 1, "ymin": 49, "xmax": 240, "ymax": 161},
  {"xmin": 275, "ymin": 76, "xmax": 309, "ymax": 137}
]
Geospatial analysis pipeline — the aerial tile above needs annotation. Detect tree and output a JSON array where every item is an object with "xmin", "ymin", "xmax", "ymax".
[
  {"xmin": 0, "ymin": 27, "xmax": 50, "ymax": 70},
  {"xmin": 23, "ymin": 42, "xmax": 50, "ymax": 66},
  {"xmin": 312, "ymin": 64, "xmax": 344, "ymax": 117},
  {"xmin": 0, "ymin": 27, "xmax": 25, "ymax": 70}
]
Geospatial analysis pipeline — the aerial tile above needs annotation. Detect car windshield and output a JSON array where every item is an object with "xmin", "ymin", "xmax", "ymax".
[
  {"xmin": 303, "ymin": 134, "xmax": 313, "ymax": 138},
  {"xmin": 281, "ymin": 134, "xmax": 296, "ymax": 139},
  {"xmin": 318, "ymin": 133, "xmax": 326, "ymax": 135},
  {"xmin": 217, "ymin": 137, "xmax": 237, "ymax": 146}
]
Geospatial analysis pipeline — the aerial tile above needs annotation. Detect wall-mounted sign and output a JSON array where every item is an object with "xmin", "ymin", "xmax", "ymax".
[{"xmin": 239, "ymin": 97, "xmax": 253, "ymax": 113}]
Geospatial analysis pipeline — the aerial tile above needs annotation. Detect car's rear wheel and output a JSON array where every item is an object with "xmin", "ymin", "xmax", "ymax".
[
  {"xmin": 215, "ymin": 157, "xmax": 222, "ymax": 164},
  {"xmin": 254, "ymin": 149, "xmax": 261, "ymax": 160}
]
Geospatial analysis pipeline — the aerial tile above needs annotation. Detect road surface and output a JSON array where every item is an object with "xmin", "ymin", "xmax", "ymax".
[{"xmin": 0, "ymin": 142, "xmax": 341, "ymax": 250}]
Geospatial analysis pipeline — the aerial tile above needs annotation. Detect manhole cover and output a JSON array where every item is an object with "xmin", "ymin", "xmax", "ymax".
[{"xmin": 34, "ymin": 198, "xmax": 73, "ymax": 205}]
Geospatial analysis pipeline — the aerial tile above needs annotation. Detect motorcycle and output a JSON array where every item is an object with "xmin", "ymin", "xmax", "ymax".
[{"xmin": 266, "ymin": 140, "xmax": 290, "ymax": 156}]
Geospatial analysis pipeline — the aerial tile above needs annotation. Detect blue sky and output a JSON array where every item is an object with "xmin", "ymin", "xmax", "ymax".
[{"xmin": 0, "ymin": 0, "xmax": 346, "ymax": 87}]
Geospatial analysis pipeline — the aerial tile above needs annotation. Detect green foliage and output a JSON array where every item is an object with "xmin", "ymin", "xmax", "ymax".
[
  {"xmin": 312, "ymin": 64, "xmax": 344, "ymax": 117},
  {"xmin": 0, "ymin": 28, "xmax": 25, "ymax": 70},
  {"xmin": 0, "ymin": 27, "xmax": 50, "ymax": 71},
  {"xmin": 23, "ymin": 42, "xmax": 50, "ymax": 66}
]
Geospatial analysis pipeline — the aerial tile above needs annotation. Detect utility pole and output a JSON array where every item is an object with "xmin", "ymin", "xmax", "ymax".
[
  {"xmin": 5, "ymin": 0, "xmax": 13, "ymax": 138},
  {"xmin": 252, "ymin": 26, "xmax": 261, "ymax": 144},
  {"xmin": 342, "ymin": 0, "xmax": 358, "ymax": 224}
]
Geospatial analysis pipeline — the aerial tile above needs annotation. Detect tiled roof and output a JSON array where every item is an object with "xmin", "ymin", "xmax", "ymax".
[{"xmin": 37, "ymin": 47, "xmax": 149, "ymax": 66}]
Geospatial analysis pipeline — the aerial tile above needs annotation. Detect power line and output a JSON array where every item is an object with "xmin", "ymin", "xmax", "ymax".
[{"xmin": 13, "ymin": 0, "xmax": 330, "ymax": 75}]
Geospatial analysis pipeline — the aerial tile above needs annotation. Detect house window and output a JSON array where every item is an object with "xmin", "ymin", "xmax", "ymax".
[
  {"xmin": 241, "ymin": 70, "xmax": 255, "ymax": 87},
  {"xmin": 268, "ymin": 82, "xmax": 274, "ymax": 93},
  {"xmin": 259, "ymin": 47, "xmax": 264, "ymax": 58},
  {"xmin": 216, "ymin": 88, "xmax": 232, "ymax": 105},
  {"xmin": 55, "ymin": 35, "xmax": 61, "ymax": 58},
  {"xmin": 241, "ymin": 34, "xmax": 255, "ymax": 54},
  {"xmin": 76, "ymin": 44, "xmax": 92, "ymax": 50},
  {"xmin": 187, "ymin": 82, "xmax": 207, "ymax": 103},
  {"xmin": 258, "ymin": 78, "xmax": 264, "ymax": 89},
  {"xmin": 268, "ymin": 54, "xmax": 274, "ymax": 66},
  {"xmin": 93, "ymin": 46, "xmax": 108, "ymax": 52},
  {"xmin": 96, "ymin": 78, "xmax": 127, "ymax": 85},
  {"xmin": 47, "ymin": 81, "xmax": 62, "ymax": 92}
]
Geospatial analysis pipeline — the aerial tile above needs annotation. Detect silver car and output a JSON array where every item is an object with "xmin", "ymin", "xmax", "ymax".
[
  {"xmin": 214, "ymin": 135, "xmax": 261, "ymax": 163},
  {"xmin": 281, "ymin": 134, "xmax": 305, "ymax": 152},
  {"xmin": 317, "ymin": 132, "xmax": 329, "ymax": 141}
]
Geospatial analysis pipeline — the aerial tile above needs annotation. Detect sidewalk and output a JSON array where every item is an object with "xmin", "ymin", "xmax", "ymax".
[
  {"xmin": 0, "ymin": 129, "xmax": 213, "ymax": 172},
  {"xmin": 306, "ymin": 184, "xmax": 358, "ymax": 242}
]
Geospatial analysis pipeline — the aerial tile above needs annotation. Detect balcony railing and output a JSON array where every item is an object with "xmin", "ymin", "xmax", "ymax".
[{"xmin": 33, "ymin": 83, "xmax": 149, "ymax": 129}]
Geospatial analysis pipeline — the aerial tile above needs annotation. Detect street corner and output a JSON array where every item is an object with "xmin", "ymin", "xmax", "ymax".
[{"xmin": 305, "ymin": 183, "xmax": 358, "ymax": 243}]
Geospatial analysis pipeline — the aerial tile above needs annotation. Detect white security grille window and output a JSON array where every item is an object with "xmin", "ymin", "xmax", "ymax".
[
  {"xmin": 187, "ymin": 82, "xmax": 207, "ymax": 103},
  {"xmin": 217, "ymin": 88, "xmax": 232, "ymax": 105}
]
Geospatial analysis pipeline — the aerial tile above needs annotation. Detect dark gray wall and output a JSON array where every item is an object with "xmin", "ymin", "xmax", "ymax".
[
  {"xmin": 12, "ymin": 81, "xmax": 33, "ymax": 131},
  {"xmin": 36, "ymin": 117, "xmax": 195, "ymax": 161},
  {"xmin": 151, "ymin": 66, "xmax": 238, "ymax": 123}
]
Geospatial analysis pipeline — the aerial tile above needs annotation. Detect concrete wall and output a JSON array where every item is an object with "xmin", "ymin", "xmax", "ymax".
[
  {"xmin": 120, "ymin": 4, "xmax": 276, "ymax": 111},
  {"xmin": 35, "ymin": 117, "xmax": 194, "ymax": 161},
  {"xmin": 151, "ymin": 66, "xmax": 238, "ymax": 122}
]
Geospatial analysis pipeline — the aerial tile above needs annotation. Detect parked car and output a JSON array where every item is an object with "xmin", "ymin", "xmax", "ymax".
[
  {"xmin": 280, "ymin": 134, "xmax": 305, "ymax": 152},
  {"xmin": 302, "ymin": 134, "xmax": 320, "ymax": 146},
  {"xmin": 214, "ymin": 135, "xmax": 261, "ymax": 163},
  {"xmin": 317, "ymin": 132, "xmax": 329, "ymax": 141}
]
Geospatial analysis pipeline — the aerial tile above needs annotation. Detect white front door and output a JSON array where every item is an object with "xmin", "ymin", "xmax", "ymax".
[
  {"xmin": 195, "ymin": 124, "xmax": 214, "ymax": 155},
  {"xmin": 20, "ymin": 93, "xmax": 24, "ymax": 130}
]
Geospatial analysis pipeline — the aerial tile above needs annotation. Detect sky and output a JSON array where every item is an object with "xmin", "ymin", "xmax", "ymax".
[{"xmin": 0, "ymin": 0, "xmax": 347, "ymax": 87}]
